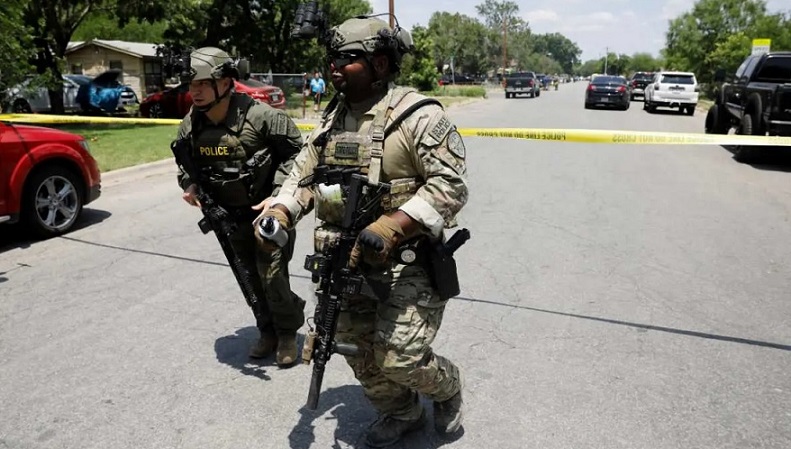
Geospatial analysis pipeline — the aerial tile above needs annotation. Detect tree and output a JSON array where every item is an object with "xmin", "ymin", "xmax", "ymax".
[
  {"xmin": 475, "ymin": 0, "xmax": 522, "ymax": 30},
  {"xmin": 0, "ymin": 0, "xmax": 36, "ymax": 97},
  {"xmin": 21, "ymin": 0, "xmax": 180, "ymax": 113},
  {"xmin": 161, "ymin": 0, "xmax": 371, "ymax": 74},
  {"xmin": 426, "ymin": 12, "xmax": 489, "ymax": 75},
  {"xmin": 397, "ymin": 26, "xmax": 439, "ymax": 91},
  {"xmin": 73, "ymin": 12, "xmax": 167, "ymax": 42},
  {"xmin": 628, "ymin": 53, "xmax": 663, "ymax": 72},
  {"xmin": 530, "ymin": 33, "xmax": 581, "ymax": 73},
  {"xmin": 522, "ymin": 53, "xmax": 562, "ymax": 74},
  {"xmin": 662, "ymin": 0, "xmax": 774, "ymax": 84},
  {"xmin": 475, "ymin": 0, "xmax": 525, "ymax": 72},
  {"xmin": 575, "ymin": 59, "xmax": 600, "ymax": 77}
]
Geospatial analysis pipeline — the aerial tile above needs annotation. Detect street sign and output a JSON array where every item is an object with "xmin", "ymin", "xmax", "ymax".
[{"xmin": 752, "ymin": 38, "xmax": 771, "ymax": 55}]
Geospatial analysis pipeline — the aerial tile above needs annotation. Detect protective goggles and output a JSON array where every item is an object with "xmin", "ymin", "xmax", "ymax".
[{"xmin": 326, "ymin": 51, "xmax": 366, "ymax": 68}]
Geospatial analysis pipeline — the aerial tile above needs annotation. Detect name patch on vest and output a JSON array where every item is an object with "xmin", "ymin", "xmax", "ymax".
[
  {"xmin": 199, "ymin": 146, "xmax": 230, "ymax": 156},
  {"xmin": 334, "ymin": 142, "xmax": 360, "ymax": 159}
]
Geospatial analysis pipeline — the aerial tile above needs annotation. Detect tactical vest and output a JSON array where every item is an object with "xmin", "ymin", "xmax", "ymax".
[
  {"xmin": 190, "ymin": 94, "xmax": 272, "ymax": 208},
  {"xmin": 313, "ymin": 87, "xmax": 441, "ymax": 224},
  {"xmin": 311, "ymin": 87, "xmax": 442, "ymax": 253}
]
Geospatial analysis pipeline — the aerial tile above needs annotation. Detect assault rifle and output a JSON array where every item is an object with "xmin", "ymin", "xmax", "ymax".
[
  {"xmin": 170, "ymin": 138, "xmax": 270, "ymax": 323},
  {"xmin": 299, "ymin": 166, "xmax": 391, "ymax": 410}
]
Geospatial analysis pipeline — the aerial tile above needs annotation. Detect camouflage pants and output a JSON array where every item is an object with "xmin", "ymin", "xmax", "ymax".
[
  {"xmin": 335, "ymin": 263, "xmax": 461, "ymax": 421},
  {"xmin": 229, "ymin": 218, "xmax": 305, "ymax": 335}
]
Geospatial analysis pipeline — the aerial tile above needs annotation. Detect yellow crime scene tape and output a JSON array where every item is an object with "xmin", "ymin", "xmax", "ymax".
[{"xmin": 1, "ymin": 113, "xmax": 790, "ymax": 147}]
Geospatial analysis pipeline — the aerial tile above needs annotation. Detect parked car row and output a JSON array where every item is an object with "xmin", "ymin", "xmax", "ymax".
[
  {"xmin": 4, "ymin": 70, "xmax": 138, "ymax": 115},
  {"xmin": 584, "ymin": 71, "xmax": 699, "ymax": 115},
  {"xmin": 3, "ymin": 72, "xmax": 287, "ymax": 120}
]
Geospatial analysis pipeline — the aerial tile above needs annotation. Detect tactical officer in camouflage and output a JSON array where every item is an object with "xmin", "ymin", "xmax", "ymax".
[
  {"xmin": 256, "ymin": 17, "xmax": 468, "ymax": 447},
  {"xmin": 175, "ymin": 47, "xmax": 306, "ymax": 367}
]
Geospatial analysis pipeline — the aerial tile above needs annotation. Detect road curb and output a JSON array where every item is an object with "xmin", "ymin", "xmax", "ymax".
[{"xmin": 102, "ymin": 158, "xmax": 176, "ymax": 181}]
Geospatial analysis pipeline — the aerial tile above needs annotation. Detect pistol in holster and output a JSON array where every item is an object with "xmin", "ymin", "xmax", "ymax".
[{"xmin": 393, "ymin": 228, "xmax": 471, "ymax": 300}]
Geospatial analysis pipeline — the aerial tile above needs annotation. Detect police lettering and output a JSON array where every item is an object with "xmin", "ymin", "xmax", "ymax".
[{"xmin": 199, "ymin": 146, "xmax": 230, "ymax": 156}]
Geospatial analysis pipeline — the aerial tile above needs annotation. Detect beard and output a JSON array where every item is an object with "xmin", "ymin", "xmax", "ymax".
[{"xmin": 331, "ymin": 78, "xmax": 348, "ymax": 93}]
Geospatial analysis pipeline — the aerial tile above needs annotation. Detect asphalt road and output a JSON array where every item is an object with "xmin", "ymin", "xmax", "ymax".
[{"xmin": 2, "ymin": 82, "xmax": 790, "ymax": 449}]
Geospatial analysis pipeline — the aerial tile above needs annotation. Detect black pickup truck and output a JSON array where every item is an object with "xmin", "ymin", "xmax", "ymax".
[
  {"xmin": 504, "ymin": 72, "xmax": 540, "ymax": 98},
  {"xmin": 705, "ymin": 51, "xmax": 791, "ymax": 162}
]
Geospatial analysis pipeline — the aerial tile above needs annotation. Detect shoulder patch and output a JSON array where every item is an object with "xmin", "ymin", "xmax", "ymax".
[
  {"xmin": 447, "ymin": 129, "xmax": 466, "ymax": 159},
  {"xmin": 273, "ymin": 112, "xmax": 289, "ymax": 136},
  {"xmin": 428, "ymin": 116, "xmax": 452, "ymax": 142}
]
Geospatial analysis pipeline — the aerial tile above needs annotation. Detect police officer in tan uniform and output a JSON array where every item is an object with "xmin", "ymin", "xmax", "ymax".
[
  {"xmin": 256, "ymin": 18, "xmax": 468, "ymax": 446},
  {"xmin": 175, "ymin": 47, "xmax": 305, "ymax": 367}
]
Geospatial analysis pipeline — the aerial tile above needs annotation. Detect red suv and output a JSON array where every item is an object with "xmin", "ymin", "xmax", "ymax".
[{"xmin": 0, "ymin": 121, "xmax": 101, "ymax": 237}]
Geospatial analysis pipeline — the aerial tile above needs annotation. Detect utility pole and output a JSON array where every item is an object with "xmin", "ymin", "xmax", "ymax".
[
  {"xmin": 502, "ymin": 16, "xmax": 508, "ymax": 79},
  {"xmin": 604, "ymin": 46, "xmax": 609, "ymax": 75},
  {"xmin": 389, "ymin": 0, "xmax": 394, "ymax": 28}
]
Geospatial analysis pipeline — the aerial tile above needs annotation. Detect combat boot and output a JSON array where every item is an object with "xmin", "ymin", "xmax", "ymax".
[
  {"xmin": 276, "ymin": 332, "xmax": 299, "ymax": 367},
  {"xmin": 365, "ymin": 410, "xmax": 426, "ymax": 448},
  {"xmin": 433, "ymin": 389, "xmax": 464, "ymax": 435},
  {"xmin": 249, "ymin": 331, "xmax": 277, "ymax": 359}
]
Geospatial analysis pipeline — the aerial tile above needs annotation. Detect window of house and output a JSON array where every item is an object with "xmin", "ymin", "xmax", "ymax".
[
  {"xmin": 144, "ymin": 60, "xmax": 164, "ymax": 93},
  {"xmin": 109, "ymin": 60, "xmax": 124, "ymax": 82},
  {"xmin": 71, "ymin": 64, "xmax": 83, "ymax": 74}
]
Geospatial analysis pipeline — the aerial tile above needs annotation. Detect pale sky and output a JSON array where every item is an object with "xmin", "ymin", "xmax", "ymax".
[{"xmin": 370, "ymin": 0, "xmax": 791, "ymax": 61}]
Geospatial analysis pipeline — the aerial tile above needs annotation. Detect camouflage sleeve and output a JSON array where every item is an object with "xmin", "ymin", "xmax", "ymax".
[
  {"xmin": 269, "ymin": 131, "xmax": 321, "ymax": 223},
  {"xmin": 175, "ymin": 115, "xmax": 193, "ymax": 191},
  {"xmin": 398, "ymin": 105, "xmax": 468, "ymax": 238},
  {"xmin": 254, "ymin": 106, "xmax": 304, "ymax": 196}
]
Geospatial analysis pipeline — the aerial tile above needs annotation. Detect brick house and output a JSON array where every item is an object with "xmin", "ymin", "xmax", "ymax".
[{"xmin": 65, "ymin": 39, "xmax": 164, "ymax": 100}]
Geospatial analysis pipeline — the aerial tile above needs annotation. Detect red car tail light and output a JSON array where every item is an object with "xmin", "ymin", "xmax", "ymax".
[
  {"xmin": 617, "ymin": 86, "xmax": 626, "ymax": 92},
  {"xmin": 251, "ymin": 91, "xmax": 270, "ymax": 102}
]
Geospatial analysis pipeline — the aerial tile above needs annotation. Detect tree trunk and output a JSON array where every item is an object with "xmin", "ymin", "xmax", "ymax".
[{"xmin": 48, "ymin": 85, "xmax": 65, "ymax": 115}]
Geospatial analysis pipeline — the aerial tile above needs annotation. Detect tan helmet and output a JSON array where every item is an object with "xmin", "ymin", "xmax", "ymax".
[
  {"xmin": 327, "ymin": 16, "xmax": 413, "ymax": 68},
  {"xmin": 187, "ymin": 47, "xmax": 239, "ymax": 81}
]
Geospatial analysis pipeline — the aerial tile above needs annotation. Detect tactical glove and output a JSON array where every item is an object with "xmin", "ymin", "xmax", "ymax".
[
  {"xmin": 254, "ymin": 208, "xmax": 291, "ymax": 252},
  {"xmin": 349, "ymin": 215, "xmax": 404, "ymax": 268}
]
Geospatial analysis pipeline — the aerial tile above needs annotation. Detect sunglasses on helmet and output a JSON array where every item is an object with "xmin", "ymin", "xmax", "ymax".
[{"xmin": 327, "ymin": 51, "xmax": 365, "ymax": 68}]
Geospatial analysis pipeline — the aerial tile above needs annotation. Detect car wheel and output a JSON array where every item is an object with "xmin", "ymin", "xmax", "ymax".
[
  {"xmin": 686, "ymin": 106, "xmax": 695, "ymax": 116},
  {"xmin": 584, "ymin": 103, "xmax": 592, "ymax": 109},
  {"xmin": 149, "ymin": 103, "xmax": 163, "ymax": 118},
  {"xmin": 733, "ymin": 114, "xmax": 762, "ymax": 163},
  {"xmin": 12, "ymin": 99, "xmax": 32, "ymax": 113},
  {"xmin": 704, "ymin": 104, "xmax": 729, "ymax": 134},
  {"xmin": 22, "ymin": 165, "xmax": 85, "ymax": 238}
]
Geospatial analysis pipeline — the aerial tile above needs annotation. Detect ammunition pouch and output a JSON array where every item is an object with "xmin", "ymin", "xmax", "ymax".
[
  {"xmin": 244, "ymin": 150, "xmax": 274, "ymax": 203},
  {"xmin": 205, "ymin": 169, "xmax": 253, "ymax": 208},
  {"xmin": 203, "ymin": 150, "xmax": 273, "ymax": 208}
]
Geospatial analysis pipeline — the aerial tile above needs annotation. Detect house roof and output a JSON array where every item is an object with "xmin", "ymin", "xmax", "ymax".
[{"xmin": 66, "ymin": 39, "xmax": 159, "ymax": 58}]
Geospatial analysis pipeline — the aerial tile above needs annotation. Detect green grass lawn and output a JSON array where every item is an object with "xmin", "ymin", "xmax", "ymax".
[{"xmin": 51, "ymin": 124, "xmax": 179, "ymax": 172}]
